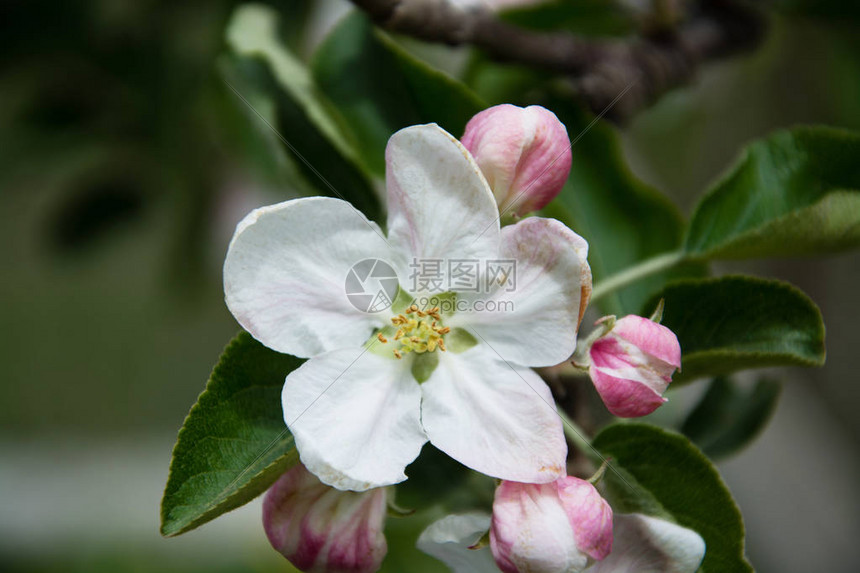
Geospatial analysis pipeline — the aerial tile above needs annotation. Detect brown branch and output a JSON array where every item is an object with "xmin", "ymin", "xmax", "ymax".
[{"xmin": 351, "ymin": 0, "xmax": 767, "ymax": 122}]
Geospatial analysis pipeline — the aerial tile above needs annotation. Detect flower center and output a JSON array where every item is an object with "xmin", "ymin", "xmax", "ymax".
[{"xmin": 377, "ymin": 304, "xmax": 450, "ymax": 359}]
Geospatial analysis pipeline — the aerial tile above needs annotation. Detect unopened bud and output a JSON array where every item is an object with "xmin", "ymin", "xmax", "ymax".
[
  {"xmin": 490, "ymin": 477, "xmax": 612, "ymax": 573},
  {"xmin": 461, "ymin": 104, "xmax": 571, "ymax": 216},
  {"xmin": 263, "ymin": 464, "xmax": 388, "ymax": 573},
  {"xmin": 588, "ymin": 315, "xmax": 682, "ymax": 418}
]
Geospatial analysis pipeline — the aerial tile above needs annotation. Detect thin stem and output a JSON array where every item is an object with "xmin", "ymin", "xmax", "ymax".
[
  {"xmin": 557, "ymin": 406, "xmax": 593, "ymax": 455},
  {"xmin": 590, "ymin": 250, "xmax": 686, "ymax": 304}
]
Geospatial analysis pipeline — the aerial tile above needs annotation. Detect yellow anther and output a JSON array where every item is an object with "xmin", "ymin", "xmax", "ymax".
[
  {"xmin": 438, "ymin": 339, "xmax": 447, "ymax": 352},
  {"xmin": 384, "ymin": 303, "xmax": 450, "ymax": 359}
]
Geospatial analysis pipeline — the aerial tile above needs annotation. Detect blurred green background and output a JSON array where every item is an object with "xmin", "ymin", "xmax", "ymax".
[{"xmin": 1, "ymin": 1, "xmax": 859, "ymax": 572}]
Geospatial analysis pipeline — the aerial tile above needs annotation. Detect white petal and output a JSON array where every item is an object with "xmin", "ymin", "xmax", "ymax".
[
  {"xmin": 417, "ymin": 513, "xmax": 499, "ymax": 573},
  {"xmin": 282, "ymin": 348, "xmax": 427, "ymax": 491},
  {"xmin": 421, "ymin": 347, "xmax": 567, "ymax": 483},
  {"xmin": 450, "ymin": 217, "xmax": 591, "ymax": 367},
  {"xmin": 587, "ymin": 514, "xmax": 705, "ymax": 573},
  {"xmin": 224, "ymin": 197, "xmax": 394, "ymax": 358},
  {"xmin": 385, "ymin": 124, "xmax": 500, "ymax": 293}
]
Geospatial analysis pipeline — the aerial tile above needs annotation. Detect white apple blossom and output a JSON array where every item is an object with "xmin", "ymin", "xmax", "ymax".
[{"xmin": 224, "ymin": 123, "xmax": 591, "ymax": 491}]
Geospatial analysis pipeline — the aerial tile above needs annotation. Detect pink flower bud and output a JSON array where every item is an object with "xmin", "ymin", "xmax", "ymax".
[
  {"xmin": 588, "ymin": 315, "xmax": 682, "ymax": 418},
  {"xmin": 461, "ymin": 104, "xmax": 571, "ymax": 216},
  {"xmin": 263, "ymin": 464, "xmax": 388, "ymax": 573},
  {"xmin": 490, "ymin": 477, "xmax": 613, "ymax": 573}
]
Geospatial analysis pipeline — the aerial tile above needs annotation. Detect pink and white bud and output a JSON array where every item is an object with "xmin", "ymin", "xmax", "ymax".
[
  {"xmin": 588, "ymin": 315, "xmax": 682, "ymax": 418},
  {"xmin": 490, "ymin": 477, "xmax": 613, "ymax": 573},
  {"xmin": 263, "ymin": 464, "xmax": 388, "ymax": 573},
  {"xmin": 461, "ymin": 104, "xmax": 571, "ymax": 216}
]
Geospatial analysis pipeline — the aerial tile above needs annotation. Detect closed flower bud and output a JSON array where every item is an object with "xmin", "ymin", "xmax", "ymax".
[
  {"xmin": 490, "ymin": 477, "xmax": 613, "ymax": 573},
  {"xmin": 461, "ymin": 104, "xmax": 571, "ymax": 216},
  {"xmin": 588, "ymin": 315, "xmax": 682, "ymax": 418},
  {"xmin": 263, "ymin": 464, "xmax": 388, "ymax": 573}
]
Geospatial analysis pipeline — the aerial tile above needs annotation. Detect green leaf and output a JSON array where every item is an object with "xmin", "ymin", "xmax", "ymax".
[
  {"xmin": 499, "ymin": 0, "xmax": 635, "ymax": 37},
  {"xmin": 224, "ymin": 4, "xmax": 381, "ymax": 220},
  {"xmin": 685, "ymin": 126, "xmax": 860, "ymax": 260},
  {"xmin": 312, "ymin": 12, "xmax": 484, "ymax": 176},
  {"xmin": 542, "ymin": 99, "xmax": 707, "ymax": 315},
  {"xmin": 215, "ymin": 61, "xmax": 322, "ymax": 197},
  {"xmin": 462, "ymin": 53, "xmax": 551, "ymax": 106},
  {"xmin": 648, "ymin": 276, "xmax": 826, "ymax": 382},
  {"xmin": 593, "ymin": 424, "xmax": 752, "ymax": 573},
  {"xmin": 160, "ymin": 332, "xmax": 303, "ymax": 536},
  {"xmin": 681, "ymin": 377, "xmax": 781, "ymax": 460}
]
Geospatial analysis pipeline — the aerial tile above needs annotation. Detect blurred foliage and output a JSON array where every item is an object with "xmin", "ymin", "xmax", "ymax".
[
  {"xmin": 313, "ymin": 12, "xmax": 484, "ymax": 176},
  {"xmin": 498, "ymin": 0, "xmax": 635, "ymax": 36}
]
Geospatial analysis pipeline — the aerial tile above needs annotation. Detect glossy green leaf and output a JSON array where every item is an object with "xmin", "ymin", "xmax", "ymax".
[
  {"xmin": 543, "ymin": 99, "xmax": 707, "ymax": 315},
  {"xmin": 594, "ymin": 424, "xmax": 752, "ymax": 573},
  {"xmin": 499, "ymin": 0, "xmax": 635, "ymax": 37},
  {"xmin": 648, "ymin": 276, "xmax": 826, "ymax": 382},
  {"xmin": 682, "ymin": 377, "xmax": 781, "ymax": 460},
  {"xmin": 312, "ymin": 12, "xmax": 484, "ymax": 175},
  {"xmin": 160, "ymin": 332, "xmax": 303, "ymax": 536},
  {"xmin": 224, "ymin": 5, "xmax": 381, "ymax": 220},
  {"xmin": 685, "ymin": 126, "xmax": 860, "ymax": 259}
]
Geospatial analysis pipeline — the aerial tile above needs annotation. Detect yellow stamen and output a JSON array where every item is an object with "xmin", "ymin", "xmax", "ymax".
[{"xmin": 382, "ymin": 303, "xmax": 450, "ymax": 359}]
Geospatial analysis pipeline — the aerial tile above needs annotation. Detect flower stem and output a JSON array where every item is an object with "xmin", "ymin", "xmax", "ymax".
[
  {"xmin": 557, "ymin": 406, "xmax": 593, "ymax": 454},
  {"xmin": 590, "ymin": 251, "xmax": 686, "ymax": 304}
]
